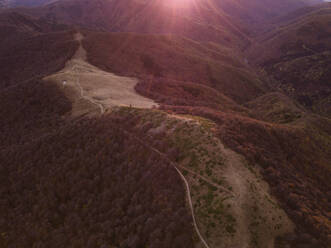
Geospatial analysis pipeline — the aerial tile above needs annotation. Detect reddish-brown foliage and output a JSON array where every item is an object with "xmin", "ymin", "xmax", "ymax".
[
  {"xmin": 80, "ymin": 29, "xmax": 331, "ymax": 246},
  {"xmin": 0, "ymin": 83, "xmax": 194, "ymax": 248},
  {"xmin": 0, "ymin": 24, "xmax": 194, "ymax": 246},
  {"xmin": 135, "ymin": 77, "xmax": 245, "ymax": 113},
  {"xmin": 0, "ymin": 29, "xmax": 78, "ymax": 89},
  {"xmin": 0, "ymin": 79, "xmax": 71, "ymax": 147},
  {"xmin": 82, "ymin": 31, "xmax": 266, "ymax": 103}
]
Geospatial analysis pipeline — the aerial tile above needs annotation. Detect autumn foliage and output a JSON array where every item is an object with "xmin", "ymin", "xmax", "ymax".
[
  {"xmin": 0, "ymin": 25, "xmax": 194, "ymax": 247},
  {"xmin": 0, "ymin": 29, "xmax": 77, "ymax": 89},
  {"xmin": 80, "ymin": 30, "xmax": 331, "ymax": 246},
  {"xmin": 0, "ymin": 81, "xmax": 194, "ymax": 248}
]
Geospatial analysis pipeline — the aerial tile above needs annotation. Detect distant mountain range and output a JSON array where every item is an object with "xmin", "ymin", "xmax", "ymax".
[
  {"xmin": 0, "ymin": 0, "xmax": 56, "ymax": 8},
  {"xmin": 1, "ymin": 0, "xmax": 324, "ymax": 48}
]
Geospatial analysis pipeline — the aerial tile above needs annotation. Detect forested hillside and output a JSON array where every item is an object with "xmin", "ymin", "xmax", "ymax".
[
  {"xmin": 0, "ymin": 14, "xmax": 76, "ymax": 89},
  {"xmin": 82, "ymin": 31, "xmax": 266, "ymax": 104},
  {"xmin": 0, "ymin": 0, "xmax": 330, "ymax": 247},
  {"xmin": 81, "ymin": 30, "xmax": 331, "ymax": 246},
  {"xmin": 247, "ymin": 3, "xmax": 331, "ymax": 117},
  {"xmin": 0, "ymin": 79, "xmax": 194, "ymax": 248}
]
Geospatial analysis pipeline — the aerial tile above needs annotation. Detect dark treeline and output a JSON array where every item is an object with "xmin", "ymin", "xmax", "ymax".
[
  {"xmin": 0, "ymin": 81, "xmax": 194, "ymax": 248},
  {"xmin": 0, "ymin": 80, "xmax": 71, "ymax": 147},
  {"xmin": 0, "ymin": 30, "xmax": 78, "ymax": 89},
  {"xmin": 135, "ymin": 77, "xmax": 244, "ymax": 113}
]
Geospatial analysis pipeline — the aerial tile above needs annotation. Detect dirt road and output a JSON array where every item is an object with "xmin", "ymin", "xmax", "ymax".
[
  {"xmin": 44, "ymin": 32, "xmax": 208, "ymax": 247},
  {"xmin": 43, "ymin": 32, "xmax": 294, "ymax": 248},
  {"xmin": 118, "ymin": 127, "xmax": 211, "ymax": 248}
]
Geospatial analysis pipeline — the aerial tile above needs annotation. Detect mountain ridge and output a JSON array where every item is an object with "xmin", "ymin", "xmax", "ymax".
[{"xmin": 0, "ymin": 0, "xmax": 330, "ymax": 247}]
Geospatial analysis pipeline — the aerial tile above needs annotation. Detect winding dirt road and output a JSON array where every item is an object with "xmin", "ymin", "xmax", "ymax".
[
  {"xmin": 43, "ymin": 31, "xmax": 295, "ymax": 248},
  {"xmin": 178, "ymin": 165, "xmax": 234, "ymax": 196},
  {"xmin": 117, "ymin": 127, "xmax": 211, "ymax": 248},
  {"xmin": 73, "ymin": 64, "xmax": 105, "ymax": 114},
  {"xmin": 45, "ymin": 32, "xmax": 210, "ymax": 248},
  {"xmin": 174, "ymin": 166, "xmax": 211, "ymax": 248}
]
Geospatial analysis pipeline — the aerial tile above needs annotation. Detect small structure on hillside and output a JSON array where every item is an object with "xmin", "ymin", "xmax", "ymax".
[{"xmin": 63, "ymin": 80, "xmax": 67, "ymax": 88}]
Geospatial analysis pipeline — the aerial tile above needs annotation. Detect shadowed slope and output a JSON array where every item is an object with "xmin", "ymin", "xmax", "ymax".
[
  {"xmin": 247, "ymin": 3, "xmax": 331, "ymax": 117},
  {"xmin": 82, "ymin": 31, "xmax": 267, "ymax": 105},
  {"xmin": 0, "ymin": 13, "xmax": 77, "ymax": 91}
]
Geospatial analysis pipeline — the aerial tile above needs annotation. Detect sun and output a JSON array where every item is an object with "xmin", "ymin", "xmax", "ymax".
[{"xmin": 162, "ymin": 0, "xmax": 196, "ymax": 8}]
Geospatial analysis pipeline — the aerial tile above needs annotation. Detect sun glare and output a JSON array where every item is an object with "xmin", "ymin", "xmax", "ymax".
[{"xmin": 163, "ymin": 0, "xmax": 195, "ymax": 8}]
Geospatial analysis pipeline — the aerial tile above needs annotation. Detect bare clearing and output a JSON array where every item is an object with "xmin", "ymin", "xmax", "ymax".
[
  {"xmin": 44, "ymin": 33, "xmax": 157, "ymax": 117},
  {"xmin": 221, "ymin": 144, "xmax": 294, "ymax": 248},
  {"xmin": 173, "ymin": 118, "xmax": 295, "ymax": 248},
  {"xmin": 121, "ymin": 109, "xmax": 295, "ymax": 248},
  {"xmin": 158, "ymin": 114, "xmax": 293, "ymax": 247}
]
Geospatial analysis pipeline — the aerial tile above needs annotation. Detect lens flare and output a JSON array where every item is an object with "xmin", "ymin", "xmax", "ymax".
[{"xmin": 162, "ymin": 0, "xmax": 195, "ymax": 8}]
